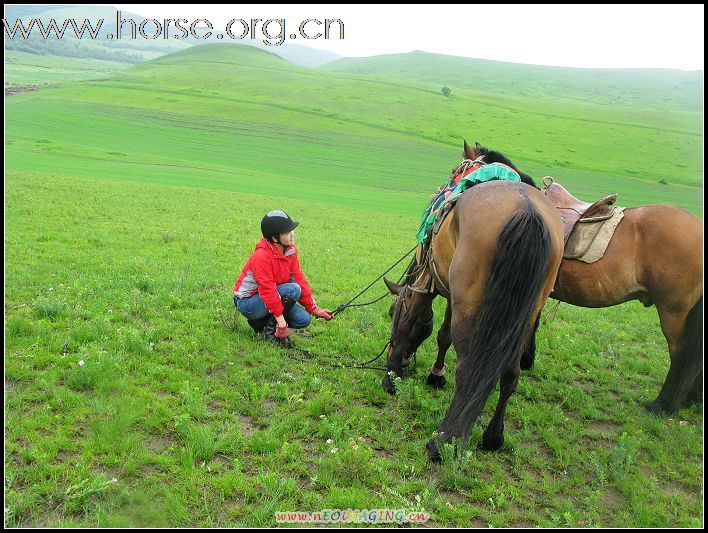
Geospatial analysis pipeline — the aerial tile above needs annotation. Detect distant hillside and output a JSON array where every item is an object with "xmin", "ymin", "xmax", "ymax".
[
  {"xmin": 6, "ymin": 43, "xmax": 702, "ymax": 203},
  {"xmin": 3, "ymin": 5, "xmax": 189, "ymax": 64},
  {"xmin": 323, "ymin": 51, "xmax": 703, "ymax": 113},
  {"xmin": 3, "ymin": 4, "xmax": 341, "ymax": 71},
  {"xmin": 239, "ymin": 42, "xmax": 341, "ymax": 68},
  {"xmin": 4, "ymin": 49, "xmax": 132, "ymax": 86}
]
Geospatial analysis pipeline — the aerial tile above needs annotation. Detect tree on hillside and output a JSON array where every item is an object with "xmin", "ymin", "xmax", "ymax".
[{"xmin": 441, "ymin": 86, "xmax": 451, "ymax": 98}]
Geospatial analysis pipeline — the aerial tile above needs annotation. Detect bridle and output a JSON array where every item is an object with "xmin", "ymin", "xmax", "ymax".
[{"xmin": 387, "ymin": 284, "xmax": 409, "ymax": 352}]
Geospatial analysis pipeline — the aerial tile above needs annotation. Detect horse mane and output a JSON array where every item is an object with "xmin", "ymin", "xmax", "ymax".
[{"xmin": 473, "ymin": 145, "xmax": 537, "ymax": 188}]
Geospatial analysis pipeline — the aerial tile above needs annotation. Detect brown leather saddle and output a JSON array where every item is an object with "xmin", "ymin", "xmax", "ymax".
[{"xmin": 543, "ymin": 179, "xmax": 618, "ymax": 242}]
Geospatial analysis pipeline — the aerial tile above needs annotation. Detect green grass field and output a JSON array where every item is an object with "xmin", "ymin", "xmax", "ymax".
[
  {"xmin": 4, "ymin": 51, "xmax": 135, "ymax": 86},
  {"xmin": 4, "ymin": 44, "xmax": 703, "ymax": 527}
]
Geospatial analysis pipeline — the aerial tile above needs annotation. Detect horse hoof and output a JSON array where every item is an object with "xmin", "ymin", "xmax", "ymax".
[
  {"xmin": 426, "ymin": 373, "xmax": 446, "ymax": 389},
  {"xmin": 520, "ymin": 353, "xmax": 534, "ymax": 371},
  {"xmin": 426, "ymin": 439, "xmax": 442, "ymax": 462},
  {"xmin": 381, "ymin": 374, "xmax": 397, "ymax": 395},
  {"xmin": 480, "ymin": 433, "xmax": 504, "ymax": 451},
  {"xmin": 644, "ymin": 400, "xmax": 677, "ymax": 416},
  {"xmin": 682, "ymin": 394, "xmax": 703, "ymax": 409}
]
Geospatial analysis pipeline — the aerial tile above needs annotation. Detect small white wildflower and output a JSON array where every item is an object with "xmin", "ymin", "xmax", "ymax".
[
  {"xmin": 326, "ymin": 438, "xmax": 334, "ymax": 444},
  {"xmin": 319, "ymin": 414, "xmax": 326, "ymax": 419},
  {"xmin": 680, "ymin": 420, "xmax": 688, "ymax": 426},
  {"xmin": 111, "ymin": 478, "xmax": 118, "ymax": 484},
  {"xmin": 331, "ymin": 448, "xmax": 338, "ymax": 454},
  {"xmin": 78, "ymin": 360, "xmax": 85, "ymax": 366},
  {"xmin": 352, "ymin": 445, "xmax": 360, "ymax": 450},
  {"xmin": 48, "ymin": 287, "xmax": 54, "ymax": 291}
]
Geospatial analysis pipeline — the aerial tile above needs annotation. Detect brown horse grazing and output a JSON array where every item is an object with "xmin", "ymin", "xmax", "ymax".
[
  {"xmin": 401, "ymin": 143, "xmax": 703, "ymax": 416},
  {"xmin": 382, "ymin": 178, "xmax": 564, "ymax": 461}
]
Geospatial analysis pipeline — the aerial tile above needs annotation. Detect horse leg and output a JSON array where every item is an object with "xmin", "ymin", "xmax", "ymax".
[
  {"xmin": 480, "ymin": 360, "xmax": 521, "ymax": 451},
  {"xmin": 427, "ymin": 301, "xmax": 452, "ymax": 388},
  {"xmin": 683, "ymin": 371, "xmax": 703, "ymax": 408},
  {"xmin": 520, "ymin": 315, "xmax": 540, "ymax": 370},
  {"xmin": 646, "ymin": 299, "xmax": 703, "ymax": 414}
]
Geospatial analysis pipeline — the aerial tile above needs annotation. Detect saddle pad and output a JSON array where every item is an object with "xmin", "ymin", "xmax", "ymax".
[
  {"xmin": 564, "ymin": 206, "xmax": 625, "ymax": 263},
  {"xmin": 416, "ymin": 163, "xmax": 521, "ymax": 243}
]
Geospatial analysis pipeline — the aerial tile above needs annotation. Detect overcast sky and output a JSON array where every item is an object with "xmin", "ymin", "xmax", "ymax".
[{"xmin": 110, "ymin": 4, "xmax": 704, "ymax": 70}]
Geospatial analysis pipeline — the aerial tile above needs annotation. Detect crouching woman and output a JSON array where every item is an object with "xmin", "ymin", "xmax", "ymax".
[{"xmin": 233, "ymin": 210, "xmax": 333, "ymax": 347}]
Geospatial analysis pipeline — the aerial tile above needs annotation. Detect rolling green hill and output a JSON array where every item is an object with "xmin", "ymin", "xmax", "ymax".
[
  {"xmin": 5, "ymin": 44, "xmax": 703, "ymax": 214},
  {"xmin": 323, "ymin": 51, "xmax": 703, "ymax": 113},
  {"xmin": 3, "ymin": 5, "xmax": 189, "ymax": 64},
  {"xmin": 3, "ymin": 4, "xmax": 340, "ymax": 76},
  {"xmin": 4, "ymin": 50, "xmax": 135, "ymax": 86}
]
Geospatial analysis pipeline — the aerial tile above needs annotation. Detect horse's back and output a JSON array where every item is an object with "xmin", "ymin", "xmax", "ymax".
[
  {"xmin": 555, "ymin": 204, "xmax": 702, "ymax": 309},
  {"xmin": 455, "ymin": 180, "xmax": 560, "ymax": 231},
  {"xmin": 438, "ymin": 181, "xmax": 563, "ymax": 316}
]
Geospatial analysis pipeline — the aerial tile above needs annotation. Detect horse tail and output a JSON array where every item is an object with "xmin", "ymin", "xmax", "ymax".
[{"xmin": 439, "ymin": 200, "xmax": 552, "ymax": 443}]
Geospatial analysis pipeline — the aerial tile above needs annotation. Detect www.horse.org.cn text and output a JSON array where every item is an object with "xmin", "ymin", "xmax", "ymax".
[{"xmin": 3, "ymin": 12, "xmax": 345, "ymax": 46}]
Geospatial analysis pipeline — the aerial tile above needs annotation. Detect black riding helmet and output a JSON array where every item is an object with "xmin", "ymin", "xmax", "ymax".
[{"xmin": 261, "ymin": 210, "xmax": 299, "ymax": 240}]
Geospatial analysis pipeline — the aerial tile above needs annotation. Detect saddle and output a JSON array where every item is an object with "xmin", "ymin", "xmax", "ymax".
[{"xmin": 543, "ymin": 179, "xmax": 618, "ymax": 242}]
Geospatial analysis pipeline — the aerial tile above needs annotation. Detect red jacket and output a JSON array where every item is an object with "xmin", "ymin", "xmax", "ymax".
[{"xmin": 234, "ymin": 238, "xmax": 316, "ymax": 316}]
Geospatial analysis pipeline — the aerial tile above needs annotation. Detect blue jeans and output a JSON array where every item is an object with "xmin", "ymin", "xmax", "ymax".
[{"xmin": 234, "ymin": 282, "xmax": 312, "ymax": 329}]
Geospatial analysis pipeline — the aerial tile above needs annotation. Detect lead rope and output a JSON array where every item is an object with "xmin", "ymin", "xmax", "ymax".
[
  {"xmin": 278, "ymin": 245, "xmax": 420, "ymax": 371},
  {"xmin": 331, "ymin": 245, "xmax": 418, "ymax": 316}
]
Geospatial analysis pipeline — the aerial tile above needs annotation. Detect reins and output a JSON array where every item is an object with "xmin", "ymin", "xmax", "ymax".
[
  {"xmin": 278, "ymin": 245, "xmax": 420, "ymax": 372},
  {"xmin": 283, "ymin": 344, "xmax": 392, "ymax": 372},
  {"xmin": 331, "ymin": 245, "xmax": 418, "ymax": 316}
]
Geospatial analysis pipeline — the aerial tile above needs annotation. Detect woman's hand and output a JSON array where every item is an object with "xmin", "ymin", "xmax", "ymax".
[{"xmin": 313, "ymin": 307, "xmax": 333, "ymax": 320}]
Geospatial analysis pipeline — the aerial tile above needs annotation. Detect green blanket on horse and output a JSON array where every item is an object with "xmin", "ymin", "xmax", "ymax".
[{"xmin": 416, "ymin": 162, "xmax": 521, "ymax": 243}]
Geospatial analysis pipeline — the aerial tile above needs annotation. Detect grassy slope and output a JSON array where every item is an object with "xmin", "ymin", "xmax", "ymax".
[
  {"xmin": 323, "ymin": 51, "xmax": 704, "ymax": 112},
  {"xmin": 4, "ymin": 50, "xmax": 135, "ymax": 86},
  {"xmin": 4, "ymin": 43, "xmax": 704, "ymax": 527},
  {"xmin": 5, "ymin": 45, "xmax": 703, "ymax": 212}
]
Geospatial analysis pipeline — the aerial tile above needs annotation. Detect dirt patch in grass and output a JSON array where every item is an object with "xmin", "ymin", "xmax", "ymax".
[
  {"xmin": 601, "ymin": 486, "xmax": 624, "ymax": 508},
  {"xmin": 371, "ymin": 447, "xmax": 395, "ymax": 459},
  {"xmin": 5, "ymin": 85, "xmax": 37, "ymax": 96},
  {"xmin": 588, "ymin": 421, "xmax": 620, "ymax": 436},
  {"xmin": 440, "ymin": 489, "xmax": 466, "ymax": 505},
  {"xmin": 238, "ymin": 414, "xmax": 257, "ymax": 437},
  {"xmin": 145, "ymin": 434, "xmax": 176, "ymax": 454},
  {"xmin": 470, "ymin": 516, "xmax": 489, "ymax": 527}
]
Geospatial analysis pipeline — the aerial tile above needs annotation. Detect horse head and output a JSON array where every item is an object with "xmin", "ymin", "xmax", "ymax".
[
  {"xmin": 463, "ymin": 140, "xmax": 537, "ymax": 188},
  {"xmin": 381, "ymin": 277, "xmax": 434, "ymax": 394}
]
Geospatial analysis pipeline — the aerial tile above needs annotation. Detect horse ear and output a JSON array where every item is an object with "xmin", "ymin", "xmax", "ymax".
[
  {"xmin": 464, "ymin": 139, "xmax": 480, "ymax": 160},
  {"xmin": 383, "ymin": 277, "xmax": 402, "ymax": 295}
]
